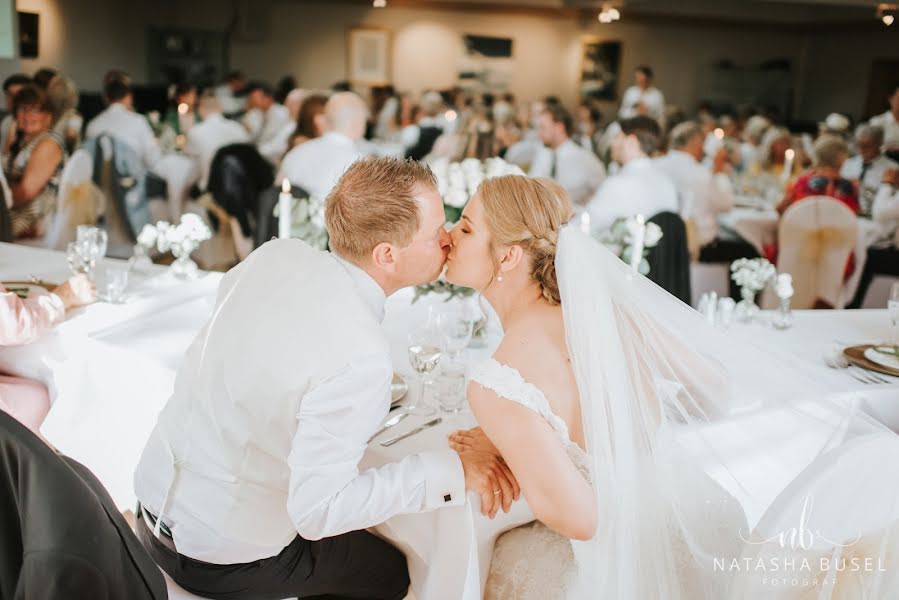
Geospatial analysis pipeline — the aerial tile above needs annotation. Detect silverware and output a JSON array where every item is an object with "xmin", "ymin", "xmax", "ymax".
[
  {"xmin": 380, "ymin": 417, "xmax": 442, "ymax": 447},
  {"xmin": 848, "ymin": 365, "xmax": 889, "ymax": 385},
  {"xmin": 367, "ymin": 412, "xmax": 409, "ymax": 443}
]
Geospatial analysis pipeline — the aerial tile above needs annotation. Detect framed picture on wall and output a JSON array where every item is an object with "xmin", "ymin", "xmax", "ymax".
[
  {"xmin": 347, "ymin": 27, "xmax": 391, "ymax": 86},
  {"xmin": 18, "ymin": 12, "xmax": 39, "ymax": 59},
  {"xmin": 580, "ymin": 38, "xmax": 621, "ymax": 101}
]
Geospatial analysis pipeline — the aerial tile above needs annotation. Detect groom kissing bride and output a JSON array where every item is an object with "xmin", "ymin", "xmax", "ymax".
[{"xmin": 134, "ymin": 155, "xmax": 899, "ymax": 600}]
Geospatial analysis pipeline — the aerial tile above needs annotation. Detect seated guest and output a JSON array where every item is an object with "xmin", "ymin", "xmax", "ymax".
[
  {"xmin": 818, "ymin": 112, "xmax": 852, "ymax": 140},
  {"xmin": 214, "ymin": 70, "xmax": 248, "ymax": 117},
  {"xmin": 32, "ymin": 68, "xmax": 58, "ymax": 90},
  {"xmin": 404, "ymin": 91, "xmax": 447, "ymax": 160},
  {"xmin": 655, "ymin": 121, "xmax": 735, "ymax": 252},
  {"xmin": 618, "ymin": 65, "xmax": 665, "ymax": 125},
  {"xmin": 840, "ymin": 125, "xmax": 898, "ymax": 209},
  {"xmin": 0, "ymin": 274, "xmax": 94, "ymax": 434},
  {"xmin": 777, "ymin": 135, "xmax": 858, "ymax": 216},
  {"xmin": 574, "ymin": 99, "xmax": 601, "ymax": 154},
  {"xmin": 586, "ymin": 116, "xmax": 677, "ymax": 231},
  {"xmin": 869, "ymin": 83, "xmax": 899, "ymax": 159},
  {"xmin": 0, "ymin": 74, "xmax": 30, "ymax": 151},
  {"xmin": 46, "ymin": 74, "xmax": 83, "ymax": 154},
  {"xmin": 162, "ymin": 83, "xmax": 199, "ymax": 136},
  {"xmin": 529, "ymin": 103, "xmax": 606, "ymax": 206},
  {"xmin": 184, "ymin": 94, "xmax": 250, "ymax": 191},
  {"xmin": 3, "ymin": 85, "xmax": 66, "ymax": 239},
  {"xmin": 288, "ymin": 93, "xmax": 328, "ymax": 148},
  {"xmin": 279, "ymin": 91, "xmax": 367, "ymax": 199},
  {"xmin": 850, "ymin": 167, "xmax": 899, "ymax": 307},
  {"xmin": 258, "ymin": 88, "xmax": 307, "ymax": 165},
  {"xmin": 85, "ymin": 70, "xmax": 161, "ymax": 170},
  {"xmin": 241, "ymin": 81, "xmax": 292, "ymax": 164},
  {"xmin": 739, "ymin": 115, "xmax": 771, "ymax": 173},
  {"xmin": 757, "ymin": 126, "xmax": 800, "ymax": 180}
]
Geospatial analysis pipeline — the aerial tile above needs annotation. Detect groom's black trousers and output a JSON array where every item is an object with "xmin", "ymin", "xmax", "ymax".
[{"xmin": 136, "ymin": 509, "xmax": 409, "ymax": 600}]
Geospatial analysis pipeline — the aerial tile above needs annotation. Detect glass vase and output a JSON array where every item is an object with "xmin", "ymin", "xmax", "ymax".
[
  {"xmin": 736, "ymin": 286, "xmax": 760, "ymax": 322},
  {"xmin": 170, "ymin": 244, "xmax": 199, "ymax": 280},
  {"xmin": 129, "ymin": 244, "xmax": 153, "ymax": 274},
  {"xmin": 773, "ymin": 296, "xmax": 793, "ymax": 330}
]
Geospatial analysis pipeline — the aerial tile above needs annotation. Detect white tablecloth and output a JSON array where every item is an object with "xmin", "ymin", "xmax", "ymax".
[{"xmin": 2, "ymin": 242, "xmax": 898, "ymax": 600}]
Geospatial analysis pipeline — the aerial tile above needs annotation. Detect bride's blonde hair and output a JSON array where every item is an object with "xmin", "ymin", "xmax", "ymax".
[{"xmin": 478, "ymin": 175, "xmax": 573, "ymax": 305}]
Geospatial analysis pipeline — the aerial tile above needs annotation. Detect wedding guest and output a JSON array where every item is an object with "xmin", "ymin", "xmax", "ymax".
[
  {"xmin": 574, "ymin": 99, "xmax": 601, "ymax": 154},
  {"xmin": 32, "ymin": 68, "xmax": 57, "ymax": 90},
  {"xmin": 4, "ymin": 85, "xmax": 66, "ymax": 239},
  {"xmin": 0, "ymin": 74, "xmax": 30, "ymax": 151},
  {"xmin": 404, "ymin": 91, "xmax": 447, "ymax": 160},
  {"xmin": 85, "ymin": 70, "xmax": 161, "ymax": 170},
  {"xmin": 46, "ymin": 75, "xmax": 83, "ymax": 154},
  {"xmin": 288, "ymin": 93, "xmax": 327, "ymax": 148},
  {"xmin": 869, "ymin": 83, "xmax": 899, "ymax": 158},
  {"xmin": 740, "ymin": 115, "xmax": 771, "ymax": 173},
  {"xmin": 758, "ymin": 126, "xmax": 800, "ymax": 180},
  {"xmin": 777, "ymin": 135, "xmax": 858, "ymax": 216},
  {"xmin": 278, "ymin": 92, "xmax": 367, "ymax": 199},
  {"xmin": 586, "ymin": 116, "xmax": 678, "ymax": 231},
  {"xmin": 0, "ymin": 274, "xmax": 95, "ymax": 434},
  {"xmin": 184, "ymin": 94, "xmax": 250, "ymax": 191},
  {"xmin": 818, "ymin": 112, "xmax": 852, "ymax": 140},
  {"xmin": 849, "ymin": 167, "xmax": 899, "ymax": 307},
  {"xmin": 242, "ymin": 81, "xmax": 292, "ymax": 165},
  {"xmin": 840, "ymin": 125, "xmax": 898, "ymax": 207},
  {"xmin": 655, "ymin": 121, "xmax": 735, "ymax": 251},
  {"xmin": 618, "ymin": 65, "xmax": 665, "ymax": 125},
  {"xmin": 161, "ymin": 83, "xmax": 199, "ymax": 136},
  {"xmin": 274, "ymin": 75, "xmax": 297, "ymax": 105},
  {"xmin": 529, "ymin": 103, "xmax": 606, "ymax": 206},
  {"xmin": 214, "ymin": 70, "xmax": 248, "ymax": 117},
  {"xmin": 133, "ymin": 157, "xmax": 515, "ymax": 600}
]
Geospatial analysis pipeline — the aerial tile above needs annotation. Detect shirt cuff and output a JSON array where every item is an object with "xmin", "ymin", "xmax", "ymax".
[{"xmin": 418, "ymin": 450, "xmax": 465, "ymax": 510}]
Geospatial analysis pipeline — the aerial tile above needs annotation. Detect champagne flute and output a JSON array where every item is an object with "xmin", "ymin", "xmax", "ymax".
[
  {"xmin": 889, "ymin": 282, "xmax": 899, "ymax": 346},
  {"xmin": 406, "ymin": 327, "xmax": 441, "ymax": 416}
]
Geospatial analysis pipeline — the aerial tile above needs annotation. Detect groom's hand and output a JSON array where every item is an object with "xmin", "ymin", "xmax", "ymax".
[{"xmin": 457, "ymin": 449, "xmax": 520, "ymax": 519}]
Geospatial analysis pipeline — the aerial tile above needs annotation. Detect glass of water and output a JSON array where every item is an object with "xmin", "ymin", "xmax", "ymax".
[
  {"xmin": 434, "ymin": 361, "xmax": 467, "ymax": 414},
  {"xmin": 889, "ymin": 282, "xmax": 899, "ymax": 346},
  {"xmin": 100, "ymin": 266, "xmax": 129, "ymax": 304},
  {"xmin": 436, "ymin": 308, "xmax": 474, "ymax": 361},
  {"xmin": 406, "ymin": 327, "xmax": 442, "ymax": 416}
]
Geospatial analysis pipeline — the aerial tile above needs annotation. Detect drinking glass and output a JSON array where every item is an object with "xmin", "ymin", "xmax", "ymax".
[
  {"xmin": 100, "ymin": 266, "xmax": 129, "ymax": 304},
  {"xmin": 406, "ymin": 327, "xmax": 442, "ymax": 416},
  {"xmin": 66, "ymin": 242, "xmax": 88, "ymax": 276},
  {"xmin": 434, "ymin": 361, "xmax": 467, "ymax": 414},
  {"xmin": 77, "ymin": 226, "xmax": 108, "ymax": 261},
  {"xmin": 436, "ymin": 308, "xmax": 474, "ymax": 361},
  {"xmin": 889, "ymin": 283, "xmax": 899, "ymax": 346}
]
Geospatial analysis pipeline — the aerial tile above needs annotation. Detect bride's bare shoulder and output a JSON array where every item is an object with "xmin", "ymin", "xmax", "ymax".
[{"xmin": 492, "ymin": 306, "xmax": 568, "ymax": 380}]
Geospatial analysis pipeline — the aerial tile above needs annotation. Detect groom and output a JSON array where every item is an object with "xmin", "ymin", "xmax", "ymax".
[{"xmin": 133, "ymin": 157, "xmax": 517, "ymax": 599}]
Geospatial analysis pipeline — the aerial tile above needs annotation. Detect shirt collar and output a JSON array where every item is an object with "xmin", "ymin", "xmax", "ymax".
[
  {"xmin": 333, "ymin": 254, "xmax": 387, "ymax": 322},
  {"xmin": 623, "ymin": 156, "xmax": 652, "ymax": 172}
]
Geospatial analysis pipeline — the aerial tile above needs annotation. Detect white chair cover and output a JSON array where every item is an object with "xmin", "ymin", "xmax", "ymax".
[
  {"xmin": 44, "ymin": 150, "xmax": 101, "ymax": 250},
  {"xmin": 776, "ymin": 196, "xmax": 858, "ymax": 309}
]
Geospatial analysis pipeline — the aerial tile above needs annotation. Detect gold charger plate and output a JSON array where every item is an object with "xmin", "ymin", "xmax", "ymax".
[{"xmin": 843, "ymin": 345, "xmax": 899, "ymax": 378}]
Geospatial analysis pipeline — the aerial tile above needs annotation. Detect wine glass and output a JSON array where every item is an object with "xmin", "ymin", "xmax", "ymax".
[
  {"xmin": 436, "ymin": 308, "xmax": 474, "ymax": 362},
  {"xmin": 889, "ymin": 282, "xmax": 899, "ymax": 346},
  {"xmin": 406, "ymin": 327, "xmax": 442, "ymax": 416}
]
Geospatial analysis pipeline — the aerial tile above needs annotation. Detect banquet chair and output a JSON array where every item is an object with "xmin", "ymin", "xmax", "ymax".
[
  {"xmin": 405, "ymin": 126, "xmax": 443, "ymax": 162},
  {"xmin": 206, "ymin": 143, "xmax": 274, "ymax": 241},
  {"xmin": 44, "ymin": 149, "xmax": 104, "ymax": 250},
  {"xmin": 731, "ymin": 432, "xmax": 899, "ymax": 599},
  {"xmin": 776, "ymin": 196, "xmax": 857, "ymax": 309},
  {"xmin": 645, "ymin": 211, "xmax": 692, "ymax": 305},
  {"xmin": 0, "ymin": 184, "xmax": 11, "ymax": 243},
  {"xmin": 254, "ymin": 183, "xmax": 312, "ymax": 248},
  {"xmin": 0, "ymin": 411, "xmax": 167, "ymax": 599}
]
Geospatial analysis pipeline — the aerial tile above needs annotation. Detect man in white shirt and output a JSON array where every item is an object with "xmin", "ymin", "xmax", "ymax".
[
  {"xmin": 586, "ymin": 116, "xmax": 677, "ymax": 231},
  {"xmin": 618, "ymin": 65, "xmax": 666, "ymax": 125},
  {"xmin": 842, "ymin": 125, "xmax": 899, "ymax": 208},
  {"xmin": 241, "ymin": 82, "xmax": 292, "ymax": 164},
  {"xmin": 655, "ymin": 121, "xmax": 736, "ymax": 254},
  {"xmin": 849, "ymin": 167, "xmax": 899, "ymax": 307},
  {"xmin": 214, "ymin": 70, "xmax": 247, "ymax": 117},
  {"xmin": 134, "ymin": 157, "xmax": 517, "ymax": 599},
  {"xmin": 529, "ymin": 103, "xmax": 606, "ymax": 206},
  {"xmin": 85, "ymin": 71, "xmax": 161, "ymax": 170},
  {"xmin": 869, "ymin": 84, "xmax": 899, "ymax": 158},
  {"xmin": 184, "ymin": 94, "xmax": 251, "ymax": 191},
  {"xmin": 279, "ymin": 92, "xmax": 369, "ymax": 199}
]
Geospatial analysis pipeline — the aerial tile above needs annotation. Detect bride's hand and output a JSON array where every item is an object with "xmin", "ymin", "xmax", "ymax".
[{"xmin": 448, "ymin": 427, "xmax": 501, "ymax": 458}]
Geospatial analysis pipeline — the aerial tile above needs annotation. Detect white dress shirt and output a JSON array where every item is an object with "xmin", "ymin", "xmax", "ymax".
[
  {"xmin": 870, "ymin": 111, "xmax": 899, "ymax": 148},
  {"xmin": 243, "ymin": 104, "xmax": 292, "ymax": 150},
  {"xmin": 85, "ymin": 103, "xmax": 161, "ymax": 170},
  {"xmin": 840, "ymin": 154, "xmax": 899, "ymax": 192},
  {"xmin": 184, "ymin": 113, "xmax": 251, "ymax": 190},
  {"xmin": 214, "ymin": 84, "xmax": 246, "ymax": 116},
  {"xmin": 258, "ymin": 121, "xmax": 296, "ymax": 166},
  {"xmin": 618, "ymin": 86, "xmax": 666, "ymax": 123},
  {"xmin": 529, "ymin": 139, "xmax": 606, "ymax": 206},
  {"xmin": 654, "ymin": 150, "xmax": 735, "ymax": 247},
  {"xmin": 278, "ymin": 132, "xmax": 365, "ymax": 200},
  {"xmin": 872, "ymin": 184, "xmax": 899, "ymax": 242},
  {"xmin": 134, "ymin": 241, "xmax": 465, "ymax": 564},
  {"xmin": 586, "ymin": 157, "xmax": 678, "ymax": 231}
]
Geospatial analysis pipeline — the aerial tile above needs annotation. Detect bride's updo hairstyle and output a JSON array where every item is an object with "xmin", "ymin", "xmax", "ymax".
[{"xmin": 478, "ymin": 175, "xmax": 573, "ymax": 305}]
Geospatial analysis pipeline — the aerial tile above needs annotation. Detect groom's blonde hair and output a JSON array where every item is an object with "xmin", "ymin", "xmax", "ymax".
[
  {"xmin": 325, "ymin": 157, "xmax": 437, "ymax": 263},
  {"xmin": 478, "ymin": 175, "xmax": 573, "ymax": 305}
]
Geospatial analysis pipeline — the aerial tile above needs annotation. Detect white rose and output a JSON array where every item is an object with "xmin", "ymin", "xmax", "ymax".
[
  {"xmin": 644, "ymin": 223, "xmax": 663, "ymax": 247},
  {"xmin": 445, "ymin": 188, "xmax": 469, "ymax": 208},
  {"xmin": 137, "ymin": 224, "xmax": 157, "ymax": 247}
]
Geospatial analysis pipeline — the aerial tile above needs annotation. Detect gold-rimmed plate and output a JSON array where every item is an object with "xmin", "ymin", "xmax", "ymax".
[
  {"xmin": 843, "ymin": 345, "xmax": 899, "ymax": 378},
  {"xmin": 391, "ymin": 373, "xmax": 408, "ymax": 405}
]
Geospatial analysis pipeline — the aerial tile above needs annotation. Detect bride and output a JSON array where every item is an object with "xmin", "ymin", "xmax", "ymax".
[{"xmin": 441, "ymin": 174, "xmax": 899, "ymax": 599}]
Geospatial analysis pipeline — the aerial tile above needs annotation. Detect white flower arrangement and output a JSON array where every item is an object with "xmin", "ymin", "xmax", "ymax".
[
  {"xmin": 144, "ymin": 213, "xmax": 212, "ymax": 259},
  {"xmin": 431, "ymin": 157, "xmax": 525, "ymax": 223},
  {"xmin": 595, "ymin": 216, "xmax": 663, "ymax": 276},
  {"xmin": 730, "ymin": 258, "xmax": 776, "ymax": 293}
]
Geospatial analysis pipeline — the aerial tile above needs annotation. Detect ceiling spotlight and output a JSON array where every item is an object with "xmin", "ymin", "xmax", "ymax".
[
  {"xmin": 373, "ymin": 0, "xmax": 386, "ymax": 7},
  {"xmin": 884, "ymin": 14, "xmax": 895, "ymax": 25}
]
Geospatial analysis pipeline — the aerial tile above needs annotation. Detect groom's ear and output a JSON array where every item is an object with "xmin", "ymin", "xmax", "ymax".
[
  {"xmin": 371, "ymin": 242, "xmax": 397, "ymax": 272},
  {"xmin": 499, "ymin": 244, "xmax": 525, "ymax": 273}
]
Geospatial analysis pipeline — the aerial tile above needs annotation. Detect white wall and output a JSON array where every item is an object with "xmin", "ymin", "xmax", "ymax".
[{"xmin": 0, "ymin": 0, "xmax": 897, "ymax": 121}]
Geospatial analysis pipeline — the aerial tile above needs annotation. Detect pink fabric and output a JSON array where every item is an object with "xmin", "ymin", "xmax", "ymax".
[
  {"xmin": 0, "ymin": 375, "xmax": 50, "ymax": 435},
  {"xmin": 0, "ymin": 284, "xmax": 65, "ymax": 346}
]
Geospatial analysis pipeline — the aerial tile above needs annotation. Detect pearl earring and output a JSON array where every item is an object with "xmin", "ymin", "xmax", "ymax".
[{"xmin": 497, "ymin": 274, "xmax": 504, "ymax": 283}]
